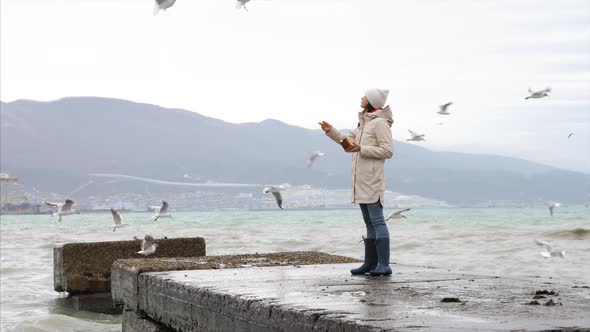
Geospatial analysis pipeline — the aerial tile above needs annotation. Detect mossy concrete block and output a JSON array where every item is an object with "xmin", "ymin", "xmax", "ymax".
[{"xmin": 53, "ymin": 237, "xmax": 206, "ymax": 294}]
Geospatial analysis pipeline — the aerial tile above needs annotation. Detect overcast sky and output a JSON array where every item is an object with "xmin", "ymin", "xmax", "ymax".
[{"xmin": 1, "ymin": 0, "xmax": 589, "ymax": 172}]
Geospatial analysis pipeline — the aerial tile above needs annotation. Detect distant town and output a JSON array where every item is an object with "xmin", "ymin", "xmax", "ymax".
[{"xmin": 3, "ymin": 171, "xmax": 577, "ymax": 215}]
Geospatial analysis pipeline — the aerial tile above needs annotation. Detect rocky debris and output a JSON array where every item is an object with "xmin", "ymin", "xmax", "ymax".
[
  {"xmin": 525, "ymin": 289, "xmax": 563, "ymax": 307},
  {"xmin": 535, "ymin": 290, "xmax": 558, "ymax": 296},
  {"xmin": 441, "ymin": 297, "xmax": 462, "ymax": 303},
  {"xmin": 544, "ymin": 299, "xmax": 562, "ymax": 306}
]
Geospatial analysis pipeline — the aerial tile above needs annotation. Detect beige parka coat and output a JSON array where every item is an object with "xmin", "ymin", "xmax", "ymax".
[{"xmin": 326, "ymin": 106, "xmax": 394, "ymax": 204}]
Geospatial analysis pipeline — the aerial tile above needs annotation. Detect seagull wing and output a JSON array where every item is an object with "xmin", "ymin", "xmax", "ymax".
[
  {"xmin": 308, "ymin": 154, "xmax": 319, "ymax": 168},
  {"xmin": 160, "ymin": 200, "xmax": 169, "ymax": 214},
  {"xmin": 568, "ymin": 133, "xmax": 574, "ymax": 139},
  {"xmin": 408, "ymin": 130, "xmax": 419, "ymax": 137},
  {"xmin": 45, "ymin": 202, "xmax": 63, "ymax": 210},
  {"xmin": 271, "ymin": 191, "xmax": 283, "ymax": 209},
  {"xmin": 440, "ymin": 102, "xmax": 453, "ymax": 111},
  {"xmin": 535, "ymin": 239, "xmax": 553, "ymax": 252},
  {"xmin": 142, "ymin": 235, "xmax": 155, "ymax": 251},
  {"xmin": 62, "ymin": 199, "xmax": 74, "ymax": 211},
  {"xmin": 393, "ymin": 208, "xmax": 411, "ymax": 215},
  {"xmin": 111, "ymin": 209, "xmax": 122, "ymax": 225}
]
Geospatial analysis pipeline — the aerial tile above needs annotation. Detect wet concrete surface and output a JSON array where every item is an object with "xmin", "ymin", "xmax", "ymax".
[
  {"xmin": 128, "ymin": 263, "xmax": 590, "ymax": 331},
  {"xmin": 112, "ymin": 251, "xmax": 359, "ymax": 312}
]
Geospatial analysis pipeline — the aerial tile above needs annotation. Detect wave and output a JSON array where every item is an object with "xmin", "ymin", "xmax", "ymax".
[
  {"xmin": 9, "ymin": 314, "xmax": 120, "ymax": 332},
  {"xmin": 545, "ymin": 228, "xmax": 590, "ymax": 239},
  {"xmin": 393, "ymin": 242, "xmax": 422, "ymax": 250}
]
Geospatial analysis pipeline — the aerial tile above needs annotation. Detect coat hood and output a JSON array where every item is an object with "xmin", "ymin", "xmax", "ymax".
[{"xmin": 360, "ymin": 105, "xmax": 393, "ymax": 126}]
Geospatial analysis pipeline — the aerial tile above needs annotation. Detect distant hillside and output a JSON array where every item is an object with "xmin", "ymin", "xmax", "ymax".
[{"xmin": 1, "ymin": 97, "xmax": 588, "ymax": 203}]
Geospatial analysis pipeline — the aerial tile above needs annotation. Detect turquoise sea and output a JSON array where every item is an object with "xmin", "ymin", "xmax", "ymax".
[{"xmin": 1, "ymin": 207, "xmax": 589, "ymax": 331}]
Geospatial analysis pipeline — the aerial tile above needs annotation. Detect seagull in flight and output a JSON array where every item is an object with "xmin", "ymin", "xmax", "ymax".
[
  {"xmin": 263, "ymin": 186, "xmax": 286, "ymax": 209},
  {"xmin": 407, "ymin": 130, "xmax": 426, "ymax": 142},
  {"xmin": 534, "ymin": 239, "xmax": 565, "ymax": 259},
  {"xmin": 111, "ymin": 208, "xmax": 128, "ymax": 232},
  {"xmin": 152, "ymin": 200, "xmax": 172, "ymax": 221},
  {"xmin": 437, "ymin": 102, "xmax": 453, "ymax": 115},
  {"xmin": 236, "ymin": 0, "xmax": 250, "ymax": 11},
  {"xmin": 136, "ymin": 235, "xmax": 158, "ymax": 256},
  {"xmin": 525, "ymin": 87, "xmax": 551, "ymax": 100},
  {"xmin": 308, "ymin": 151, "xmax": 325, "ymax": 168},
  {"xmin": 386, "ymin": 208, "xmax": 411, "ymax": 220},
  {"xmin": 153, "ymin": 0, "xmax": 176, "ymax": 15},
  {"xmin": 546, "ymin": 201, "xmax": 560, "ymax": 217},
  {"xmin": 45, "ymin": 199, "xmax": 79, "ymax": 222}
]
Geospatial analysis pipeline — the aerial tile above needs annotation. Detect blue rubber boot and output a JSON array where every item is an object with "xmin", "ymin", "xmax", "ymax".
[
  {"xmin": 370, "ymin": 238, "xmax": 392, "ymax": 276},
  {"xmin": 350, "ymin": 238, "xmax": 377, "ymax": 275}
]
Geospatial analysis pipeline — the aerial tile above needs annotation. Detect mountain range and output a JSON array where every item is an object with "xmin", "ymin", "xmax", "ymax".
[{"xmin": 1, "ymin": 97, "xmax": 588, "ymax": 204}]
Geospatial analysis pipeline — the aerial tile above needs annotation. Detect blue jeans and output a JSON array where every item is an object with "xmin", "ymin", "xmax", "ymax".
[{"xmin": 360, "ymin": 201, "xmax": 390, "ymax": 239}]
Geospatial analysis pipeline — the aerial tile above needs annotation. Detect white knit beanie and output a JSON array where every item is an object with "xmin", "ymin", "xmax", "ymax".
[{"xmin": 365, "ymin": 88, "xmax": 389, "ymax": 109}]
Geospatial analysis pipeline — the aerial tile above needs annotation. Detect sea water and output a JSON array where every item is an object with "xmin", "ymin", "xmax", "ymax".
[{"xmin": 1, "ymin": 207, "xmax": 589, "ymax": 331}]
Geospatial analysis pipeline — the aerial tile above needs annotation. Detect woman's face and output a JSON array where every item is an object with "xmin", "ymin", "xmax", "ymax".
[{"xmin": 360, "ymin": 96, "xmax": 369, "ymax": 109}]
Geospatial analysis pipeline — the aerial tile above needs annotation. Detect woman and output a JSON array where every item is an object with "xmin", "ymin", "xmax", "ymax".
[{"xmin": 319, "ymin": 88, "xmax": 393, "ymax": 276}]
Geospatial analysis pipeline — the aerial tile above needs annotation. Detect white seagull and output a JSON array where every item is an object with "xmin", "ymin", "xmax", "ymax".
[
  {"xmin": 534, "ymin": 239, "xmax": 565, "ymax": 259},
  {"xmin": 407, "ymin": 130, "xmax": 426, "ymax": 142},
  {"xmin": 111, "ymin": 208, "xmax": 128, "ymax": 232},
  {"xmin": 152, "ymin": 200, "xmax": 172, "ymax": 221},
  {"xmin": 236, "ymin": 0, "xmax": 251, "ymax": 11},
  {"xmin": 525, "ymin": 87, "xmax": 551, "ymax": 100},
  {"xmin": 386, "ymin": 208, "xmax": 411, "ymax": 220},
  {"xmin": 437, "ymin": 102, "xmax": 453, "ymax": 115},
  {"xmin": 153, "ymin": 0, "xmax": 176, "ymax": 15},
  {"xmin": 136, "ymin": 235, "xmax": 158, "ymax": 256},
  {"xmin": 546, "ymin": 201, "xmax": 560, "ymax": 217},
  {"xmin": 308, "ymin": 151, "xmax": 325, "ymax": 168},
  {"xmin": 263, "ymin": 186, "xmax": 286, "ymax": 209},
  {"xmin": 45, "ymin": 199, "xmax": 79, "ymax": 222}
]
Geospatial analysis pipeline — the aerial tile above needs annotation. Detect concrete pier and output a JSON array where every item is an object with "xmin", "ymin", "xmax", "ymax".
[
  {"xmin": 112, "ymin": 251, "xmax": 360, "ymax": 312},
  {"xmin": 53, "ymin": 237, "xmax": 206, "ymax": 314},
  {"xmin": 54, "ymin": 237, "xmax": 206, "ymax": 294},
  {"xmin": 116, "ymin": 262, "xmax": 590, "ymax": 331}
]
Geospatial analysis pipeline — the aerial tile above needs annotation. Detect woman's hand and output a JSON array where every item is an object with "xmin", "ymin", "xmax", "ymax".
[
  {"xmin": 318, "ymin": 121, "xmax": 332, "ymax": 134},
  {"xmin": 345, "ymin": 144, "xmax": 360, "ymax": 153}
]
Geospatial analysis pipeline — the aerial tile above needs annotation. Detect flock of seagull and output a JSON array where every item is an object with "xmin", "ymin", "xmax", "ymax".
[
  {"xmin": 42, "ymin": 2, "xmax": 570, "ymax": 259},
  {"xmin": 153, "ymin": 0, "xmax": 251, "ymax": 15},
  {"xmin": 261, "ymin": 86, "xmax": 569, "ymax": 260},
  {"xmin": 45, "ymin": 200, "xmax": 171, "ymax": 255},
  {"xmin": 44, "ymin": 86, "xmax": 568, "ymax": 259},
  {"xmin": 405, "ymin": 87, "xmax": 574, "ymax": 142}
]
